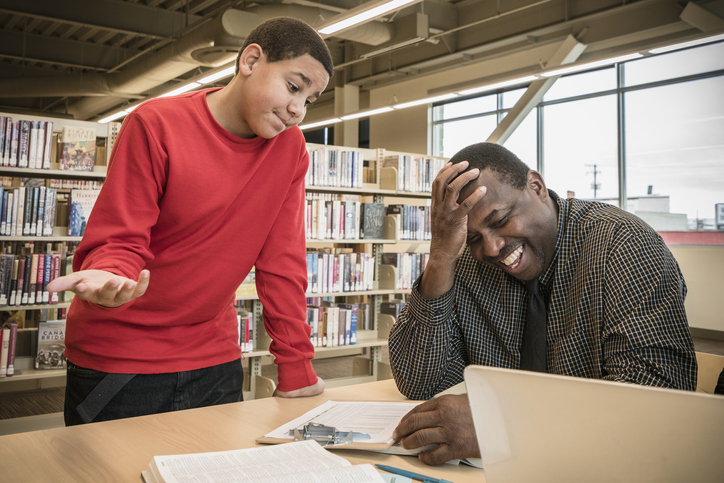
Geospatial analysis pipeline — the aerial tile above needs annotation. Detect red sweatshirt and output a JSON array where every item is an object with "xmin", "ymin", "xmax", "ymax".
[{"xmin": 64, "ymin": 88, "xmax": 317, "ymax": 392}]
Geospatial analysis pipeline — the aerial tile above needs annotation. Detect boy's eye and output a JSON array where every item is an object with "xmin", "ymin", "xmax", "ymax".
[
  {"xmin": 288, "ymin": 82, "xmax": 299, "ymax": 93},
  {"xmin": 305, "ymin": 98, "xmax": 313, "ymax": 106},
  {"xmin": 494, "ymin": 215, "xmax": 509, "ymax": 228},
  {"xmin": 466, "ymin": 234, "xmax": 480, "ymax": 245}
]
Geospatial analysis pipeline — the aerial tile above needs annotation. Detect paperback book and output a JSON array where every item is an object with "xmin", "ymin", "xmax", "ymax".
[
  {"xmin": 69, "ymin": 189, "xmax": 101, "ymax": 236},
  {"xmin": 59, "ymin": 126, "xmax": 96, "ymax": 171},
  {"xmin": 35, "ymin": 320, "xmax": 67, "ymax": 370}
]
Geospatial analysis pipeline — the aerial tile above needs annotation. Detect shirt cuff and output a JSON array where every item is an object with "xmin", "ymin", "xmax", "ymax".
[
  {"xmin": 276, "ymin": 358, "xmax": 318, "ymax": 392},
  {"xmin": 408, "ymin": 277, "xmax": 456, "ymax": 326}
]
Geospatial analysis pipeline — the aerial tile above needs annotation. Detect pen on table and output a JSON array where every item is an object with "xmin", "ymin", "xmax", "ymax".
[{"xmin": 375, "ymin": 464, "xmax": 454, "ymax": 483}]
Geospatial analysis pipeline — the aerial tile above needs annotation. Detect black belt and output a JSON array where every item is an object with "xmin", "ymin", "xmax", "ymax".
[{"xmin": 76, "ymin": 373, "xmax": 136, "ymax": 423}]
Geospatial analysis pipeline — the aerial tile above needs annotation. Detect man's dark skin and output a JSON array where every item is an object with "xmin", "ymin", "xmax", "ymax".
[{"xmin": 392, "ymin": 159, "xmax": 559, "ymax": 465}]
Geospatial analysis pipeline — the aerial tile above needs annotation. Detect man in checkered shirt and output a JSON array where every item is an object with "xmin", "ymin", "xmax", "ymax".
[{"xmin": 389, "ymin": 142, "xmax": 696, "ymax": 465}]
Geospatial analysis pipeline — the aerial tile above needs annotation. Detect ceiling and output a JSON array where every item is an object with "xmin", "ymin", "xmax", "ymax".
[{"xmin": 0, "ymin": 0, "xmax": 722, "ymax": 123}]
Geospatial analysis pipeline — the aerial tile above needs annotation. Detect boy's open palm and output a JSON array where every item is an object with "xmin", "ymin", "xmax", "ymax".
[{"xmin": 47, "ymin": 269, "xmax": 150, "ymax": 308}]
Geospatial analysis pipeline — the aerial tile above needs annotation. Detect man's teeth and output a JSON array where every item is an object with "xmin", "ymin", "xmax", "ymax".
[{"xmin": 501, "ymin": 246, "xmax": 523, "ymax": 267}]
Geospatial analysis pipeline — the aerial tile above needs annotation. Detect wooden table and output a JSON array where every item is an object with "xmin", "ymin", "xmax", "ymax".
[{"xmin": 0, "ymin": 379, "xmax": 484, "ymax": 482}]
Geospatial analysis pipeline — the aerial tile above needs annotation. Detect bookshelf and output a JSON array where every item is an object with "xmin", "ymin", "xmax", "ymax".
[
  {"xmin": 0, "ymin": 122, "xmax": 444, "ymax": 422},
  {"xmin": 238, "ymin": 144, "xmax": 444, "ymax": 400},
  {"xmin": 0, "ymin": 112, "xmax": 117, "ymax": 407}
]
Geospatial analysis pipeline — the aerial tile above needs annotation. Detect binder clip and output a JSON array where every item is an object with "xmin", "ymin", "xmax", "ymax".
[{"xmin": 291, "ymin": 422, "xmax": 370, "ymax": 447}]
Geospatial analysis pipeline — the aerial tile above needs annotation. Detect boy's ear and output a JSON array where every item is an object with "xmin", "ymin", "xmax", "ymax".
[
  {"xmin": 238, "ymin": 43, "xmax": 263, "ymax": 77},
  {"xmin": 527, "ymin": 170, "xmax": 549, "ymax": 202}
]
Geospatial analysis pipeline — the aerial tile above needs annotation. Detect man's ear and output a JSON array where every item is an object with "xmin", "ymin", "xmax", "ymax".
[
  {"xmin": 238, "ymin": 43, "xmax": 263, "ymax": 77},
  {"xmin": 527, "ymin": 170, "xmax": 549, "ymax": 201}
]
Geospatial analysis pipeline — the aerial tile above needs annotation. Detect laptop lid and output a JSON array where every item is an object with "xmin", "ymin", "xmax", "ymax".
[{"xmin": 464, "ymin": 365, "xmax": 724, "ymax": 483}]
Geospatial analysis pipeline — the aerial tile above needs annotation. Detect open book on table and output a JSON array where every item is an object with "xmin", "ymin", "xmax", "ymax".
[
  {"xmin": 256, "ymin": 400, "xmax": 430, "ymax": 455},
  {"xmin": 141, "ymin": 440, "xmax": 387, "ymax": 483}
]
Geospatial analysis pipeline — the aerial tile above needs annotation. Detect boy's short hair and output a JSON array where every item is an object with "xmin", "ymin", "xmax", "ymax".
[{"xmin": 235, "ymin": 16, "xmax": 334, "ymax": 77}]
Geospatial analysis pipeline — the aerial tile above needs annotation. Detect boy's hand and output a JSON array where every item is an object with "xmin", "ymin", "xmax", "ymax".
[
  {"xmin": 47, "ymin": 269, "xmax": 150, "ymax": 308},
  {"xmin": 273, "ymin": 378, "xmax": 325, "ymax": 398}
]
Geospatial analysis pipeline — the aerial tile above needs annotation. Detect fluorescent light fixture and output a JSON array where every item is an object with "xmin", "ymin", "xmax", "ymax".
[
  {"xmin": 318, "ymin": 0, "xmax": 423, "ymax": 36},
  {"xmin": 124, "ymin": 105, "xmax": 139, "ymax": 113},
  {"xmin": 457, "ymin": 75, "xmax": 539, "ymax": 96},
  {"xmin": 98, "ymin": 110, "xmax": 128, "ymax": 123},
  {"xmin": 198, "ymin": 66, "xmax": 236, "ymax": 84},
  {"xmin": 159, "ymin": 82, "xmax": 201, "ymax": 98},
  {"xmin": 341, "ymin": 107, "xmax": 394, "ymax": 120},
  {"xmin": 649, "ymin": 33, "xmax": 724, "ymax": 54},
  {"xmin": 393, "ymin": 93, "xmax": 458, "ymax": 109},
  {"xmin": 541, "ymin": 53, "xmax": 643, "ymax": 78},
  {"xmin": 299, "ymin": 118, "xmax": 341, "ymax": 130}
]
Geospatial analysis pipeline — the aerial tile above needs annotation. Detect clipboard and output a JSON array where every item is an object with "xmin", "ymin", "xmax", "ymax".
[
  {"xmin": 255, "ymin": 400, "xmax": 428, "ymax": 453},
  {"xmin": 256, "ymin": 422, "xmax": 399, "ymax": 451}
]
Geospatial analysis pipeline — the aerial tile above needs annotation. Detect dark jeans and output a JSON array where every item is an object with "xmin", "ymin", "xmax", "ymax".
[{"xmin": 64, "ymin": 358, "xmax": 244, "ymax": 426}]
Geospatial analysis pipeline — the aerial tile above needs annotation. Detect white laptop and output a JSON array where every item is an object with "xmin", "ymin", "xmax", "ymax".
[{"xmin": 464, "ymin": 365, "xmax": 724, "ymax": 483}]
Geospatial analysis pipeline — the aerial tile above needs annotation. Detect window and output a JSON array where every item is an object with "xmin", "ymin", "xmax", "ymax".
[{"xmin": 430, "ymin": 40, "xmax": 724, "ymax": 231}]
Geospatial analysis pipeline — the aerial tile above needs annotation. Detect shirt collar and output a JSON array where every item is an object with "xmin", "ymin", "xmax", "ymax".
[{"xmin": 538, "ymin": 189, "xmax": 567, "ymax": 289}]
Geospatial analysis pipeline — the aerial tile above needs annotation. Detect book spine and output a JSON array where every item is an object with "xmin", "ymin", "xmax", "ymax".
[
  {"xmin": 9, "ymin": 258, "xmax": 18, "ymax": 306},
  {"xmin": 6, "ymin": 322, "xmax": 17, "ymax": 376},
  {"xmin": 15, "ymin": 258, "xmax": 25, "ymax": 306},
  {"xmin": 10, "ymin": 188, "xmax": 18, "ymax": 236},
  {"xmin": 29, "ymin": 253, "xmax": 39, "ymax": 305},
  {"xmin": 0, "ymin": 117, "xmax": 5, "ymax": 166},
  {"xmin": 37, "ymin": 186, "xmax": 45, "ymax": 236},
  {"xmin": 9, "ymin": 121, "xmax": 19, "ymax": 167},
  {"xmin": 42, "ymin": 121, "xmax": 53, "ymax": 169},
  {"xmin": 18, "ymin": 120, "xmax": 30, "ymax": 168},
  {"xmin": 44, "ymin": 188, "xmax": 56, "ymax": 236},
  {"xmin": 0, "ymin": 327, "xmax": 9, "ymax": 377},
  {"xmin": 36, "ymin": 253, "xmax": 45, "ymax": 304},
  {"xmin": 50, "ymin": 254, "xmax": 60, "ymax": 304},
  {"xmin": 28, "ymin": 121, "xmax": 39, "ymax": 169},
  {"xmin": 0, "ymin": 189, "xmax": 6, "ymax": 235},
  {"xmin": 2, "ymin": 117, "xmax": 10, "ymax": 166},
  {"xmin": 21, "ymin": 254, "xmax": 31, "ymax": 305},
  {"xmin": 43, "ymin": 252, "xmax": 52, "ymax": 303},
  {"xmin": 30, "ymin": 187, "xmax": 40, "ymax": 235}
]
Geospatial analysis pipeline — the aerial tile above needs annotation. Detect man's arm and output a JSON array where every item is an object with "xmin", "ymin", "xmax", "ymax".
[
  {"xmin": 602, "ymin": 230, "xmax": 697, "ymax": 390},
  {"xmin": 390, "ymin": 161, "xmax": 486, "ymax": 400}
]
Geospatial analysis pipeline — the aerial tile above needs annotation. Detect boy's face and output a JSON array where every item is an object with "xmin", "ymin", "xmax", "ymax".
[{"xmin": 239, "ymin": 51, "xmax": 329, "ymax": 139}]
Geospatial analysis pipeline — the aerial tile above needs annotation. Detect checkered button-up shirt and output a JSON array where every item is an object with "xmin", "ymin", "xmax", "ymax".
[{"xmin": 389, "ymin": 191, "xmax": 697, "ymax": 400}]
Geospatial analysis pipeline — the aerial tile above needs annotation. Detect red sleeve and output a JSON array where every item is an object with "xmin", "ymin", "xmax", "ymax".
[
  {"xmin": 73, "ymin": 112, "xmax": 165, "ymax": 303},
  {"xmin": 255, "ymin": 141, "xmax": 317, "ymax": 392}
]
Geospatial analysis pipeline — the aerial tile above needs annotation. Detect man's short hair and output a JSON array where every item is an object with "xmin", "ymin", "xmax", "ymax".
[
  {"xmin": 450, "ymin": 142, "xmax": 529, "ymax": 190},
  {"xmin": 235, "ymin": 16, "xmax": 334, "ymax": 77}
]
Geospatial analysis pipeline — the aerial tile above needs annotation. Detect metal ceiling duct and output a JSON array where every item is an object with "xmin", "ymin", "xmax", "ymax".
[{"xmin": 0, "ymin": 7, "xmax": 394, "ymax": 120}]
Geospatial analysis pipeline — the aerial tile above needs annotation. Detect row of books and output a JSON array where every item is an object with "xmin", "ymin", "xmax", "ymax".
[
  {"xmin": 305, "ymin": 196, "xmax": 384, "ymax": 240},
  {"xmin": 383, "ymin": 154, "xmax": 445, "ymax": 193},
  {"xmin": 0, "ymin": 117, "xmax": 53, "ymax": 170},
  {"xmin": 0, "ymin": 118, "xmax": 98, "ymax": 172},
  {"xmin": 0, "ymin": 253, "xmax": 67, "ymax": 307},
  {"xmin": 381, "ymin": 252, "xmax": 429, "ymax": 291},
  {"xmin": 0, "ymin": 186, "xmax": 58, "ymax": 237},
  {"xmin": 1, "ymin": 177, "xmax": 104, "ymax": 190},
  {"xmin": 307, "ymin": 249, "xmax": 375, "ymax": 294},
  {"xmin": 386, "ymin": 204, "xmax": 432, "ymax": 241},
  {"xmin": 306, "ymin": 304, "xmax": 358, "ymax": 348},
  {"xmin": 306, "ymin": 147, "xmax": 365, "ymax": 189}
]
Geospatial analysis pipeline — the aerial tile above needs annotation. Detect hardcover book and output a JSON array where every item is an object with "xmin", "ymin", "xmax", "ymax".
[
  {"xmin": 69, "ymin": 189, "xmax": 101, "ymax": 236},
  {"xmin": 359, "ymin": 202, "xmax": 384, "ymax": 240},
  {"xmin": 59, "ymin": 126, "xmax": 96, "ymax": 171},
  {"xmin": 35, "ymin": 320, "xmax": 67, "ymax": 370}
]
